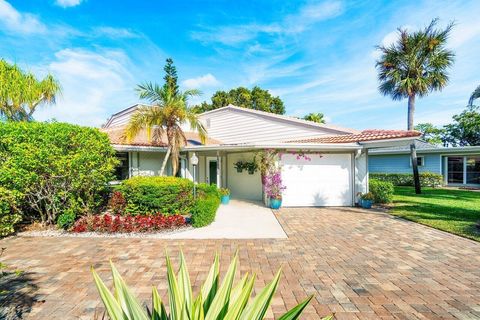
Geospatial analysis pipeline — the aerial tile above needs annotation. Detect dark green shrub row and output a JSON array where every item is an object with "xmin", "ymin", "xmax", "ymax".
[
  {"xmin": 191, "ymin": 183, "xmax": 221, "ymax": 227},
  {"xmin": 0, "ymin": 121, "xmax": 118, "ymax": 228},
  {"xmin": 369, "ymin": 172, "xmax": 443, "ymax": 188},
  {"xmin": 116, "ymin": 176, "xmax": 195, "ymax": 215},
  {"xmin": 369, "ymin": 179, "xmax": 394, "ymax": 203},
  {"xmin": 0, "ymin": 187, "xmax": 22, "ymax": 236}
]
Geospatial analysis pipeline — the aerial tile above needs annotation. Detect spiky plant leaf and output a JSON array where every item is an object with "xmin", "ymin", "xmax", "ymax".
[
  {"xmin": 200, "ymin": 253, "xmax": 219, "ymax": 313},
  {"xmin": 204, "ymin": 253, "xmax": 238, "ymax": 320},
  {"xmin": 223, "ymin": 274, "xmax": 255, "ymax": 320},
  {"xmin": 151, "ymin": 287, "xmax": 168, "ymax": 320},
  {"xmin": 239, "ymin": 269, "xmax": 282, "ymax": 320},
  {"xmin": 91, "ymin": 267, "xmax": 127, "ymax": 320},
  {"xmin": 229, "ymin": 273, "xmax": 250, "ymax": 308},
  {"xmin": 277, "ymin": 295, "xmax": 314, "ymax": 320},
  {"xmin": 191, "ymin": 294, "xmax": 205, "ymax": 320},
  {"xmin": 178, "ymin": 251, "xmax": 193, "ymax": 314},
  {"xmin": 110, "ymin": 261, "xmax": 149, "ymax": 320},
  {"xmin": 166, "ymin": 253, "xmax": 183, "ymax": 319}
]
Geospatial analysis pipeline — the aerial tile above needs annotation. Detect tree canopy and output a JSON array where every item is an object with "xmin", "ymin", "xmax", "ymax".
[
  {"xmin": 444, "ymin": 105, "xmax": 480, "ymax": 146},
  {"xmin": 0, "ymin": 59, "xmax": 61, "ymax": 121},
  {"xmin": 414, "ymin": 123, "xmax": 446, "ymax": 145},
  {"xmin": 193, "ymin": 86, "xmax": 285, "ymax": 114},
  {"xmin": 303, "ymin": 112, "xmax": 325, "ymax": 124}
]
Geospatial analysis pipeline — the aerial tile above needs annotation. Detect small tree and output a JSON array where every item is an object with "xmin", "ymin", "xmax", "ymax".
[
  {"xmin": 444, "ymin": 105, "xmax": 480, "ymax": 146},
  {"xmin": 303, "ymin": 112, "xmax": 326, "ymax": 123},
  {"xmin": 0, "ymin": 59, "xmax": 61, "ymax": 121},
  {"xmin": 376, "ymin": 19, "xmax": 455, "ymax": 194},
  {"xmin": 193, "ymin": 86, "xmax": 285, "ymax": 114},
  {"xmin": 125, "ymin": 59, "xmax": 207, "ymax": 176},
  {"xmin": 414, "ymin": 123, "xmax": 446, "ymax": 145}
]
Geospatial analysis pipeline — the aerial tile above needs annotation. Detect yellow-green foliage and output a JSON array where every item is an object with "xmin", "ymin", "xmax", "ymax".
[{"xmin": 92, "ymin": 251, "xmax": 328, "ymax": 320}]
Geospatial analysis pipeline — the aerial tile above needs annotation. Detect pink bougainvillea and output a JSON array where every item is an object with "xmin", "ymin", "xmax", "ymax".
[{"xmin": 263, "ymin": 171, "xmax": 286, "ymax": 200}]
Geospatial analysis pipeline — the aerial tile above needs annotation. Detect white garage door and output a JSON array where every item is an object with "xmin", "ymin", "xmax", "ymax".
[{"xmin": 281, "ymin": 153, "xmax": 353, "ymax": 206}]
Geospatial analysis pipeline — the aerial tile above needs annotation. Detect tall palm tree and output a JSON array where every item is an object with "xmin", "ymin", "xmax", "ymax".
[
  {"xmin": 468, "ymin": 85, "xmax": 480, "ymax": 106},
  {"xmin": 376, "ymin": 19, "xmax": 454, "ymax": 193},
  {"xmin": 125, "ymin": 83, "xmax": 207, "ymax": 176},
  {"xmin": 0, "ymin": 59, "xmax": 61, "ymax": 121}
]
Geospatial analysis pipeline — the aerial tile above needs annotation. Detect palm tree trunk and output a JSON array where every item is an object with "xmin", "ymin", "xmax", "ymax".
[
  {"xmin": 159, "ymin": 146, "xmax": 171, "ymax": 176},
  {"xmin": 408, "ymin": 94, "xmax": 421, "ymax": 194}
]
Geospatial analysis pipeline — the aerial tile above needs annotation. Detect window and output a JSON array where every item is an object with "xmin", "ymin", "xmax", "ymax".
[
  {"xmin": 410, "ymin": 156, "xmax": 424, "ymax": 167},
  {"xmin": 466, "ymin": 156, "xmax": 480, "ymax": 184},
  {"xmin": 447, "ymin": 157, "xmax": 464, "ymax": 184},
  {"xmin": 114, "ymin": 152, "xmax": 129, "ymax": 180}
]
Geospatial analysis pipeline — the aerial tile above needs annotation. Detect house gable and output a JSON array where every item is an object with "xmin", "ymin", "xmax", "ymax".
[{"xmin": 198, "ymin": 105, "xmax": 357, "ymax": 144}]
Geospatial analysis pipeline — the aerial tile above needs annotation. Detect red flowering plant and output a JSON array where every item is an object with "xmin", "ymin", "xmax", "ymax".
[
  {"xmin": 107, "ymin": 191, "xmax": 127, "ymax": 215},
  {"xmin": 72, "ymin": 213, "xmax": 186, "ymax": 233}
]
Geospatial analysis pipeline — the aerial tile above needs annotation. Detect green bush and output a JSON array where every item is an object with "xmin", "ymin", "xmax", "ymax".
[
  {"xmin": 370, "ymin": 172, "xmax": 443, "ymax": 188},
  {"xmin": 117, "ymin": 176, "xmax": 195, "ymax": 215},
  {"xmin": 369, "ymin": 179, "xmax": 394, "ymax": 203},
  {"xmin": 0, "ymin": 187, "xmax": 22, "ymax": 236},
  {"xmin": 0, "ymin": 121, "xmax": 118, "ymax": 224},
  {"xmin": 57, "ymin": 209, "xmax": 76, "ymax": 230},
  {"xmin": 191, "ymin": 183, "xmax": 221, "ymax": 228}
]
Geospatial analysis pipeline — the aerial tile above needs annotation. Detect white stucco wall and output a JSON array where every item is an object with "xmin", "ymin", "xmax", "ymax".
[
  {"xmin": 226, "ymin": 152, "xmax": 263, "ymax": 200},
  {"xmin": 354, "ymin": 149, "xmax": 368, "ymax": 202}
]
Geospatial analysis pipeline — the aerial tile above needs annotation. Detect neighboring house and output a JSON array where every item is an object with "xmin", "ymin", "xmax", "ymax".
[
  {"xmin": 369, "ymin": 141, "xmax": 480, "ymax": 186},
  {"xmin": 102, "ymin": 104, "xmax": 421, "ymax": 206}
]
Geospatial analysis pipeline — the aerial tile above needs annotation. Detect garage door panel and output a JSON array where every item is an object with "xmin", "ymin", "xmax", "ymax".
[{"xmin": 281, "ymin": 153, "xmax": 353, "ymax": 206}]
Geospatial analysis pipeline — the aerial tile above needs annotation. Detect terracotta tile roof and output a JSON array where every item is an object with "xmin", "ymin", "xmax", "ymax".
[
  {"xmin": 287, "ymin": 130, "xmax": 422, "ymax": 144},
  {"xmin": 101, "ymin": 126, "xmax": 222, "ymax": 147}
]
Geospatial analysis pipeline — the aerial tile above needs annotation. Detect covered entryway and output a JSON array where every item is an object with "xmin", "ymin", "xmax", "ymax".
[{"xmin": 281, "ymin": 153, "xmax": 353, "ymax": 206}]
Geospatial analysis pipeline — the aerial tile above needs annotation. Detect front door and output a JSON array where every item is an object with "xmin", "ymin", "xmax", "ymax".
[{"xmin": 207, "ymin": 158, "xmax": 218, "ymax": 185}]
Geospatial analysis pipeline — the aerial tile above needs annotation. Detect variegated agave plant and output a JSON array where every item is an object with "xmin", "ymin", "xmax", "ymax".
[{"xmin": 92, "ymin": 251, "xmax": 331, "ymax": 320}]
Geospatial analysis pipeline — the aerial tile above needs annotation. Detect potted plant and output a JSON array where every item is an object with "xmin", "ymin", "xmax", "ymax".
[
  {"xmin": 245, "ymin": 161, "xmax": 258, "ymax": 174},
  {"xmin": 264, "ymin": 171, "xmax": 286, "ymax": 209},
  {"xmin": 219, "ymin": 188, "xmax": 230, "ymax": 204},
  {"xmin": 359, "ymin": 192, "xmax": 374, "ymax": 209},
  {"xmin": 234, "ymin": 161, "xmax": 244, "ymax": 173}
]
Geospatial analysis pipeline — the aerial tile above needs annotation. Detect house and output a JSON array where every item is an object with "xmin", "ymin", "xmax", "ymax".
[
  {"xmin": 369, "ymin": 141, "xmax": 480, "ymax": 186},
  {"xmin": 102, "ymin": 104, "xmax": 421, "ymax": 206}
]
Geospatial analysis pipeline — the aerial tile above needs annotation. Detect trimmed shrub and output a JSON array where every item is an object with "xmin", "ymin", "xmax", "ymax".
[
  {"xmin": 117, "ymin": 176, "xmax": 195, "ymax": 215},
  {"xmin": 0, "ymin": 187, "xmax": 22, "ymax": 236},
  {"xmin": 370, "ymin": 172, "xmax": 443, "ymax": 188},
  {"xmin": 369, "ymin": 179, "xmax": 394, "ymax": 203},
  {"xmin": 191, "ymin": 183, "xmax": 221, "ymax": 228},
  {"xmin": 0, "ymin": 121, "xmax": 118, "ymax": 224}
]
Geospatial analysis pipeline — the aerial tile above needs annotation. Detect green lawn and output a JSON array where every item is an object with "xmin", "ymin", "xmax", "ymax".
[{"xmin": 391, "ymin": 187, "xmax": 480, "ymax": 241}]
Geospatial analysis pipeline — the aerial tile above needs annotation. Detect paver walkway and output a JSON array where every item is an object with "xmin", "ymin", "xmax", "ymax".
[{"xmin": 1, "ymin": 207, "xmax": 480, "ymax": 319}]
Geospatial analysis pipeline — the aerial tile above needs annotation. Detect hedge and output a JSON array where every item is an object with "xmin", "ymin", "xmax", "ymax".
[
  {"xmin": 0, "ymin": 187, "xmax": 22, "ymax": 236},
  {"xmin": 369, "ymin": 179, "xmax": 394, "ymax": 203},
  {"xmin": 117, "ymin": 176, "xmax": 195, "ymax": 215},
  {"xmin": 0, "ymin": 121, "xmax": 118, "ymax": 225},
  {"xmin": 191, "ymin": 183, "xmax": 221, "ymax": 227},
  {"xmin": 369, "ymin": 172, "xmax": 443, "ymax": 188}
]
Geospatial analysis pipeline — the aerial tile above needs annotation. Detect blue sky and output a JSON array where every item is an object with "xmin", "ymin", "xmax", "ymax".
[{"xmin": 1, "ymin": 0, "xmax": 479, "ymax": 129}]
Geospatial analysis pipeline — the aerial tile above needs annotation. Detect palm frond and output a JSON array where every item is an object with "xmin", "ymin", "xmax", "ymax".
[{"xmin": 469, "ymin": 85, "xmax": 480, "ymax": 106}]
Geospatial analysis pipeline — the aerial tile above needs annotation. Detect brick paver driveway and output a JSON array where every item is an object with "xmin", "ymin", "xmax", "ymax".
[{"xmin": 1, "ymin": 207, "xmax": 480, "ymax": 319}]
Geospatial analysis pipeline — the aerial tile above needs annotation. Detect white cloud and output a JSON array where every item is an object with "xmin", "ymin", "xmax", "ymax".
[
  {"xmin": 0, "ymin": 0, "xmax": 46, "ymax": 34},
  {"xmin": 192, "ymin": 0, "xmax": 344, "ymax": 45},
  {"xmin": 93, "ymin": 26, "xmax": 139, "ymax": 39},
  {"xmin": 55, "ymin": 0, "xmax": 83, "ymax": 8},
  {"xmin": 182, "ymin": 73, "xmax": 220, "ymax": 89},
  {"xmin": 34, "ymin": 48, "xmax": 136, "ymax": 126}
]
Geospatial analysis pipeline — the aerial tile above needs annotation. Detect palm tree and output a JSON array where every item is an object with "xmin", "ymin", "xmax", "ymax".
[
  {"xmin": 0, "ymin": 59, "xmax": 61, "ymax": 121},
  {"xmin": 303, "ymin": 112, "xmax": 326, "ymax": 124},
  {"xmin": 468, "ymin": 85, "xmax": 480, "ymax": 106},
  {"xmin": 376, "ymin": 19, "xmax": 454, "ymax": 193},
  {"xmin": 125, "ymin": 83, "xmax": 207, "ymax": 176}
]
